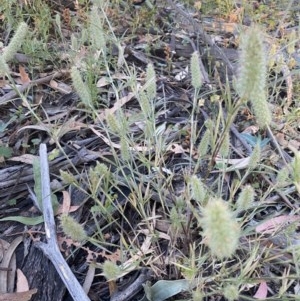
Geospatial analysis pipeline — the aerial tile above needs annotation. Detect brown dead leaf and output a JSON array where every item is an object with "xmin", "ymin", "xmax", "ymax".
[
  {"xmin": 8, "ymin": 154, "xmax": 38, "ymax": 165},
  {"xmin": 49, "ymin": 80, "xmax": 72, "ymax": 94},
  {"xmin": 18, "ymin": 66, "xmax": 31, "ymax": 84},
  {"xmin": 167, "ymin": 143, "xmax": 187, "ymax": 154},
  {"xmin": 33, "ymin": 91, "xmax": 43, "ymax": 106},
  {"xmin": 57, "ymin": 191, "xmax": 71, "ymax": 215},
  {"xmin": 276, "ymin": 132, "xmax": 288, "ymax": 147},
  {"xmin": 0, "ymin": 288, "xmax": 37, "ymax": 301},
  {"xmin": 256, "ymin": 215, "xmax": 300, "ymax": 234}
]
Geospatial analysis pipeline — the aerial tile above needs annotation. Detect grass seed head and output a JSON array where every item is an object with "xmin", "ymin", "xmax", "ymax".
[
  {"xmin": 89, "ymin": 5, "xmax": 106, "ymax": 51},
  {"xmin": 202, "ymin": 198, "xmax": 240, "ymax": 259},
  {"xmin": 219, "ymin": 132, "xmax": 230, "ymax": 157},
  {"xmin": 146, "ymin": 63, "xmax": 157, "ymax": 101},
  {"xmin": 0, "ymin": 56, "xmax": 10, "ymax": 76},
  {"xmin": 120, "ymin": 137, "xmax": 130, "ymax": 161},
  {"xmin": 276, "ymin": 166, "xmax": 290, "ymax": 187},
  {"xmin": 139, "ymin": 91, "xmax": 152, "ymax": 117},
  {"xmin": 236, "ymin": 25, "xmax": 271, "ymax": 127},
  {"xmin": 236, "ymin": 185, "xmax": 255, "ymax": 211},
  {"xmin": 60, "ymin": 214, "xmax": 87, "ymax": 242},
  {"xmin": 223, "ymin": 284, "xmax": 239, "ymax": 301},
  {"xmin": 60, "ymin": 170, "xmax": 78, "ymax": 185},
  {"xmin": 138, "ymin": 90, "xmax": 152, "ymax": 117},
  {"xmin": 292, "ymin": 152, "xmax": 300, "ymax": 192},
  {"xmin": 107, "ymin": 113, "xmax": 120, "ymax": 133},
  {"xmin": 71, "ymin": 67, "xmax": 93, "ymax": 108},
  {"xmin": 3, "ymin": 22, "xmax": 28, "ymax": 62},
  {"xmin": 198, "ymin": 129, "xmax": 210, "ymax": 157},
  {"xmin": 189, "ymin": 175, "xmax": 206, "ymax": 205},
  {"xmin": 249, "ymin": 143, "xmax": 261, "ymax": 170},
  {"xmin": 191, "ymin": 51, "xmax": 203, "ymax": 89},
  {"xmin": 102, "ymin": 260, "xmax": 122, "ymax": 281},
  {"xmin": 236, "ymin": 26, "xmax": 267, "ymax": 101},
  {"xmin": 251, "ymin": 92, "xmax": 272, "ymax": 127},
  {"xmin": 193, "ymin": 290, "xmax": 204, "ymax": 301}
]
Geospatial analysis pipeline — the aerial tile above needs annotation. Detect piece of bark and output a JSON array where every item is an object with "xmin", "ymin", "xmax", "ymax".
[{"xmin": 21, "ymin": 244, "xmax": 65, "ymax": 301}]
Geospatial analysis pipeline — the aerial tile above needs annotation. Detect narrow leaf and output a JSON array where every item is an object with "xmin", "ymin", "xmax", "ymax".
[
  {"xmin": 0, "ymin": 216, "xmax": 44, "ymax": 225},
  {"xmin": 143, "ymin": 279, "xmax": 190, "ymax": 301}
]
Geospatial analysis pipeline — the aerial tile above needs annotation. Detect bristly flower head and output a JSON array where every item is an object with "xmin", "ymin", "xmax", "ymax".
[
  {"xmin": 60, "ymin": 214, "xmax": 87, "ymax": 242},
  {"xmin": 3, "ymin": 22, "xmax": 28, "ymax": 62},
  {"xmin": 189, "ymin": 175, "xmax": 207, "ymax": 205},
  {"xmin": 236, "ymin": 25, "xmax": 271, "ymax": 127},
  {"xmin": 236, "ymin": 185, "xmax": 255, "ymax": 211},
  {"xmin": 223, "ymin": 284, "xmax": 239, "ymax": 301},
  {"xmin": 89, "ymin": 5, "xmax": 106, "ymax": 51},
  {"xmin": 102, "ymin": 260, "xmax": 122, "ymax": 280},
  {"xmin": 146, "ymin": 63, "xmax": 157, "ymax": 101},
  {"xmin": 236, "ymin": 25, "xmax": 266, "ymax": 101},
  {"xmin": 71, "ymin": 67, "xmax": 93, "ymax": 108},
  {"xmin": 191, "ymin": 51, "xmax": 203, "ymax": 89},
  {"xmin": 251, "ymin": 91, "xmax": 272, "ymax": 127},
  {"xmin": 202, "ymin": 198, "xmax": 240, "ymax": 259},
  {"xmin": 249, "ymin": 143, "xmax": 261, "ymax": 170},
  {"xmin": 0, "ymin": 56, "xmax": 10, "ymax": 76},
  {"xmin": 198, "ymin": 129, "xmax": 210, "ymax": 157}
]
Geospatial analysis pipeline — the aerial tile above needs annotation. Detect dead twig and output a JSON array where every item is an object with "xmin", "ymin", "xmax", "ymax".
[
  {"xmin": 110, "ymin": 268, "xmax": 153, "ymax": 301},
  {"xmin": 0, "ymin": 71, "xmax": 68, "ymax": 105},
  {"xmin": 35, "ymin": 143, "xmax": 90, "ymax": 301}
]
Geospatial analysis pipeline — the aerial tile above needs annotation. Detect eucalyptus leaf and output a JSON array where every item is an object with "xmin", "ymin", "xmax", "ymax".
[
  {"xmin": 142, "ymin": 279, "xmax": 190, "ymax": 301},
  {"xmin": 0, "ymin": 215, "xmax": 44, "ymax": 225}
]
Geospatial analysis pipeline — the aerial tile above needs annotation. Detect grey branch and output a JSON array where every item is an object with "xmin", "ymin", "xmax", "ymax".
[{"xmin": 35, "ymin": 143, "xmax": 90, "ymax": 301}]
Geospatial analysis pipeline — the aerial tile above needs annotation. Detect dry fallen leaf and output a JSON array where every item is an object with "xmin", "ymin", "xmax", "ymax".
[
  {"xmin": 57, "ymin": 191, "xmax": 71, "ymax": 215},
  {"xmin": 215, "ymin": 156, "xmax": 251, "ymax": 171},
  {"xmin": 18, "ymin": 66, "xmax": 31, "ymax": 84},
  {"xmin": 167, "ymin": 143, "xmax": 188, "ymax": 154},
  {"xmin": 8, "ymin": 154, "xmax": 38, "ymax": 165},
  {"xmin": 256, "ymin": 215, "xmax": 300, "ymax": 234},
  {"xmin": 82, "ymin": 264, "xmax": 95, "ymax": 294},
  {"xmin": 50, "ymin": 80, "xmax": 72, "ymax": 94},
  {"xmin": 96, "ymin": 77, "xmax": 110, "ymax": 88}
]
